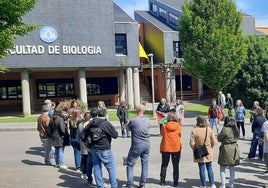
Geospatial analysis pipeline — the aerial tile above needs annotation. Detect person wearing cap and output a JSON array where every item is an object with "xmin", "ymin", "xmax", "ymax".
[{"xmin": 37, "ymin": 104, "xmax": 52, "ymax": 165}]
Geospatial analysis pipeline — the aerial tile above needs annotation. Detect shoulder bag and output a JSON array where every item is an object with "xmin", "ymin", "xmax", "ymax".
[{"xmin": 194, "ymin": 126, "xmax": 209, "ymax": 160}]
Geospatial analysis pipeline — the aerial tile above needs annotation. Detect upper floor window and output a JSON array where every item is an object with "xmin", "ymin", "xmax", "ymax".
[
  {"xmin": 169, "ymin": 13, "xmax": 178, "ymax": 26},
  {"xmin": 173, "ymin": 41, "xmax": 182, "ymax": 58},
  {"xmin": 115, "ymin": 34, "xmax": 127, "ymax": 55},
  {"xmin": 36, "ymin": 79, "xmax": 75, "ymax": 98},
  {"xmin": 159, "ymin": 7, "xmax": 167, "ymax": 21},
  {"xmin": 150, "ymin": 3, "xmax": 158, "ymax": 14},
  {"xmin": 0, "ymin": 80, "xmax": 22, "ymax": 100}
]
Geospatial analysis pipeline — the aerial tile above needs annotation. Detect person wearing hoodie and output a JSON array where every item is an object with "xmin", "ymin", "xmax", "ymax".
[
  {"xmin": 159, "ymin": 111, "xmax": 182, "ymax": 187},
  {"xmin": 88, "ymin": 108, "xmax": 118, "ymax": 188}
]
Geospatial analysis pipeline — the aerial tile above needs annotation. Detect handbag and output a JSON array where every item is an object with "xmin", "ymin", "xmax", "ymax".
[{"xmin": 194, "ymin": 126, "xmax": 209, "ymax": 160}]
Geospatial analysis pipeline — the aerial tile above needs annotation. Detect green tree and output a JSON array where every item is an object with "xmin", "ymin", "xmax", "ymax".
[
  {"xmin": 227, "ymin": 36, "xmax": 268, "ymax": 108},
  {"xmin": 179, "ymin": 0, "xmax": 247, "ymax": 91},
  {"xmin": 0, "ymin": 0, "xmax": 37, "ymax": 71}
]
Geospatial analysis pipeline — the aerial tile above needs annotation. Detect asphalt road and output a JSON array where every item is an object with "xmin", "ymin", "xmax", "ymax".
[{"xmin": 0, "ymin": 120, "xmax": 267, "ymax": 188}]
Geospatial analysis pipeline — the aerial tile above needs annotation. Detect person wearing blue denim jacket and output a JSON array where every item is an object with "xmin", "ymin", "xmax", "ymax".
[{"xmin": 234, "ymin": 100, "xmax": 246, "ymax": 138}]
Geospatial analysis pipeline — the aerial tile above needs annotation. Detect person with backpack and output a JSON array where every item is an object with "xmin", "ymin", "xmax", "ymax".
[
  {"xmin": 208, "ymin": 99, "xmax": 222, "ymax": 135},
  {"xmin": 87, "ymin": 108, "xmax": 119, "ymax": 188}
]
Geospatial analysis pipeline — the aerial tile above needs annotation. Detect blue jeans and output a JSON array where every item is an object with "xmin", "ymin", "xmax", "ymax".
[
  {"xmin": 248, "ymin": 134, "xmax": 264, "ymax": 159},
  {"xmin": 55, "ymin": 146, "xmax": 65, "ymax": 166},
  {"xmin": 90, "ymin": 148, "xmax": 118, "ymax": 188},
  {"xmin": 127, "ymin": 147, "xmax": 150, "ymax": 187},
  {"xmin": 220, "ymin": 166, "xmax": 235, "ymax": 185},
  {"xmin": 41, "ymin": 138, "xmax": 52, "ymax": 164},
  {"xmin": 70, "ymin": 139, "xmax": 81, "ymax": 168},
  {"xmin": 198, "ymin": 162, "xmax": 215, "ymax": 187},
  {"xmin": 120, "ymin": 120, "xmax": 131, "ymax": 137},
  {"xmin": 210, "ymin": 118, "xmax": 220, "ymax": 135}
]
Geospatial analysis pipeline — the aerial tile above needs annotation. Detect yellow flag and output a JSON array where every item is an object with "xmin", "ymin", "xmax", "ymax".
[{"xmin": 139, "ymin": 43, "xmax": 148, "ymax": 59}]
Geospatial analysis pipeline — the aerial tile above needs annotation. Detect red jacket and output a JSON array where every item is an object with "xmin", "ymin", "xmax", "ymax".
[
  {"xmin": 160, "ymin": 121, "xmax": 182, "ymax": 153},
  {"xmin": 208, "ymin": 105, "xmax": 222, "ymax": 120}
]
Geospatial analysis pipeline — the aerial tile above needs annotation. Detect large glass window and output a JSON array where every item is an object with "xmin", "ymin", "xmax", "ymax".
[
  {"xmin": 86, "ymin": 77, "xmax": 118, "ymax": 95},
  {"xmin": 36, "ymin": 79, "xmax": 75, "ymax": 98},
  {"xmin": 0, "ymin": 80, "xmax": 22, "ymax": 100},
  {"xmin": 115, "ymin": 34, "xmax": 127, "ymax": 55}
]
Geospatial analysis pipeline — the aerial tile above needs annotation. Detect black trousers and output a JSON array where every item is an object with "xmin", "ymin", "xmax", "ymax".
[
  {"xmin": 237, "ymin": 121, "xmax": 245, "ymax": 137},
  {"xmin": 160, "ymin": 151, "xmax": 181, "ymax": 185}
]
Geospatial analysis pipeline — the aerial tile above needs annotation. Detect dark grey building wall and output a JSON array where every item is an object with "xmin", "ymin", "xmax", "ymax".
[{"xmin": 0, "ymin": 0, "xmax": 139, "ymax": 69}]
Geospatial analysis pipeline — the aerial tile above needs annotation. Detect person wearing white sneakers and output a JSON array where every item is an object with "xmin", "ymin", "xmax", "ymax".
[
  {"xmin": 190, "ymin": 116, "xmax": 217, "ymax": 188},
  {"xmin": 218, "ymin": 116, "xmax": 240, "ymax": 188}
]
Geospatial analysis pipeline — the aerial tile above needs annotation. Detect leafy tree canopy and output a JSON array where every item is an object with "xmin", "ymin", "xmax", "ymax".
[
  {"xmin": 0, "ymin": 0, "xmax": 37, "ymax": 60},
  {"xmin": 227, "ymin": 36, "xmax": 268, "ymax": 108},
  {"xmin": 179, "ymin": 0, "xmax": 247, "ymax": 90}
]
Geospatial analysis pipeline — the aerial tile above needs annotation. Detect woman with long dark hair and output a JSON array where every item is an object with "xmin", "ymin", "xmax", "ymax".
[{"xmin": 218, "ymin": 116, "xmax": 240, "ymax": 188}]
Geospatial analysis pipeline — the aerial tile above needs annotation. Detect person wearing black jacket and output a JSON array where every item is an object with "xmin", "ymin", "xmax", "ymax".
[
  {"xmin": 117, "ymin": 101, "xmax": 129, "ymax": 138},
  {"xmin": 156, "ymin": 98, "xmax": 170, "ymax": 113},
  {"xmin": 246, "ymin": 107, "xmax": 265, "ymax": 160},
  {"xmin": 88, "ymin": 108, "xmax": 118, "ymax": 188},
  {"xmin": 226, "ymin": 93, "xmax": 234, "ymax": 116}
]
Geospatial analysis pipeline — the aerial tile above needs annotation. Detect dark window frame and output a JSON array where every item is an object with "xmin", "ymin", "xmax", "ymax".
[
  {"xmin": 173, "ymin": 41, "xmax": 182, "ymax": 58},
  {"xmin": 115, "ymin": 34, "xmax": 128, "ymax": 55},
  {"xmin": 36, "ymin": 78, "xmax": 75, "ymax": 98},
  {"xmin": 86, "ymin": 77, "xmax": 118, "ymax": 96},
  {"xmin": 176, "ymin": 75, "xmax": 193, "ymax": 91},
  {"xmin": 169, "ymin": 13, "xmax": 178, "ymax": 26},
  {"xmin": 159, "ymin": 7, "xmax": 167, "ymax": 21},
  {"xmin": 0, "ymin": 80, "xmax": 22, "ymax": 100}
]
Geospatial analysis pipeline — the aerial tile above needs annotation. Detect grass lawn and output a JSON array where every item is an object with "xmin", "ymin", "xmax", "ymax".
[{"xmin": 0, "ymin": 103, "xmax": 250, "ymax": 122}]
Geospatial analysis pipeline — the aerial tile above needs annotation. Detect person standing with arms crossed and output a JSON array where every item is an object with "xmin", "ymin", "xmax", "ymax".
[{"xmin": 124, "ymin": 104, "xmax": 150, "ymax": 188}]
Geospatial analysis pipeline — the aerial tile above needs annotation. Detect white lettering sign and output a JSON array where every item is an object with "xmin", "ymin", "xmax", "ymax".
[{"xmin": 9, "ymin": 45, "xmax": 102, "ymax": 55}]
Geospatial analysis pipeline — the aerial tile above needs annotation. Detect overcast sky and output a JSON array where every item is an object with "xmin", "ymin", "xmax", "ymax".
[{"xmin": 114, "ymin": 0, "xmax": 268, "ymax": 27}]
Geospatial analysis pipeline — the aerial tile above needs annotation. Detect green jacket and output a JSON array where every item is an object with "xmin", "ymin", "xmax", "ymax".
[{"xmin": 217, "ymin": 127, "xmax": 240, "ymax": 167}]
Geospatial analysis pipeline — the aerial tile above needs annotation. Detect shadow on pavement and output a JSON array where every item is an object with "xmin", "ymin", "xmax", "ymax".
[
  {"xmin": 21, "ymin": 159, "xmax": 44, "ymax": 166},
  {"xmin": 25, "ymin": 146, "xmax": 43, "ymax": 156}
]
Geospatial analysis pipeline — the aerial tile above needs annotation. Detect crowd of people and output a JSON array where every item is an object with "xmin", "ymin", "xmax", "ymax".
[{"xmin": 36, "ymin": 96, "xmax": 268, "ymax": 188}]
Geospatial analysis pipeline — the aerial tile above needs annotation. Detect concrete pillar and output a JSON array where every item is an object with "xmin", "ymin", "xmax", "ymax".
[
  {"xmin": 171, "ymin": 68, "xmax": 176, "ymax": 106},
  {"xmin": 119, "ymin": 70, "xmax": 126, "ymax": 102},
  {"xmin": 126, "ymin": 67, "xmax": 134, "ymax": 109},
  {"xmin": 78, "ymin": 69, "xmax": 88, "ymax": 109},
  {"xmin": 165, "ymin": 67, "xmax": 171, "ymax": 103},
  {"xmin": 133, "ymin": 68, "xmax": 140, "ymax": 108},
  {"xmin": 21, "ymin": 70, "xmax": 31, "ymax": 116}
]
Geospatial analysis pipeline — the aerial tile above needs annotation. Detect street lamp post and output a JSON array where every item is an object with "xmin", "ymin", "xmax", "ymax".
[
  {"xmin": 148, "ymin": 54, "xmax": 155, "ymax": 116},
  {"xmin": 179, "ymin": 61, "xmax": 183, "ymax": 101},
  {"xmin": 176, "ymin": 58, "xmax": 184, "ymax": 100}
]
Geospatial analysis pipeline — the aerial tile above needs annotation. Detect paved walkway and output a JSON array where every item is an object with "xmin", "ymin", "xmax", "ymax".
[{"xmin": 0, "ymin": 115, "xmax": 267, "ymax": 188}]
